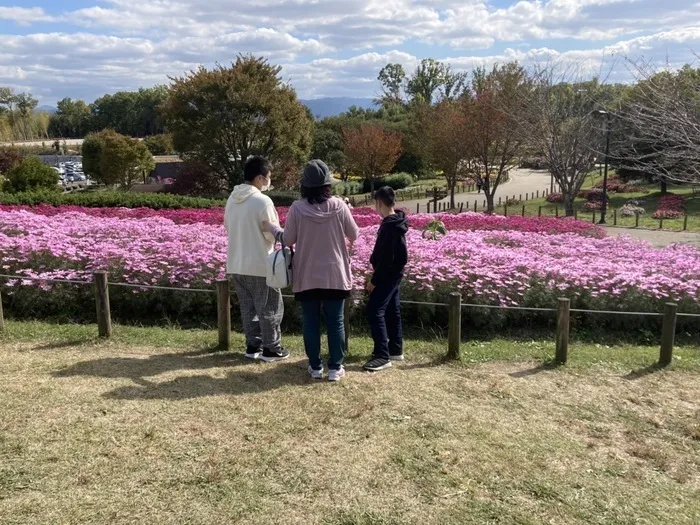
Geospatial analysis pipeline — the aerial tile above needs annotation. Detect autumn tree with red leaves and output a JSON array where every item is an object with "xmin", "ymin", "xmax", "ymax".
[{"xmin": 343, "ymin": 124, "xmax": 402, "ymax": 194}]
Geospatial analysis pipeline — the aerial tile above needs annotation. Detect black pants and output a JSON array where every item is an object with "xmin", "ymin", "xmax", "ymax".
[{"xmin": 366, "ymin": 275, "xmax": 403, "ymax": 360}]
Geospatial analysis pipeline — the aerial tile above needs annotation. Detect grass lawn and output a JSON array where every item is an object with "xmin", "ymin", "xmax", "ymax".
[{"xmin": 1, "ymin": 321, "xmax": 699, "ymax": 524}]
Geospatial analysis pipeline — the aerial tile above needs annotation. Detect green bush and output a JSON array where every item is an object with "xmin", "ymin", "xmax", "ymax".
[
  {"xmin": 143, "ymin": 134, "xmax": 175, "ymax": 156},
  {"xmin": 334, "ymin": 181, "xmax": 363, "ymax": 196},
  {"xmin": 0, "ymin": 188, "xmax": 298, "ymax": 209},
  {"xmin": 3, "ymin": 156, "xmax": 59, "ymax": 193},
  {"xmin": 364, "ymin": 173, "xmax": 414, "ymax": 193}
]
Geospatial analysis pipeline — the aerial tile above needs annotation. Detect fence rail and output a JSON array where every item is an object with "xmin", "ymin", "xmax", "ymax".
[{"xmin": 0, "ymin": 272, "xmax": 697, "ymax": 368}]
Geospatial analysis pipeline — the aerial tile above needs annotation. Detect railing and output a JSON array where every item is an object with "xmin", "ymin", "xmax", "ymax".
[{"xmin": 0, "ymin": 272, "xmax": 698, "ymax": 368}]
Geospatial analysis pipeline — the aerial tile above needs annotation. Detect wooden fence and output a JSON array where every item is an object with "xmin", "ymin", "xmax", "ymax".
[{"xmin": 1, "ymin": 272, "xmax": 696, "ymax": 369}]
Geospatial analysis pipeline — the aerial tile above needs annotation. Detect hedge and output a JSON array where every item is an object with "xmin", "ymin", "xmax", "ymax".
[
  {"xmin": 334, "ymin": 173, "xmax": 415, "ymax": 196},
  {"xmin": 0, "ymin": 189, "xmax": 298, "ymax": 209}
]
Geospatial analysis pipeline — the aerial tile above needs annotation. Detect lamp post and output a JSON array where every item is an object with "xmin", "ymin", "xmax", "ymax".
[{"xmin": 596, "ymin": 110, "xmax": 611, "ymax": 225}]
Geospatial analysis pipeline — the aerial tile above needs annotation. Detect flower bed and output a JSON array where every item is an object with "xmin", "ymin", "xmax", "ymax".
[
  {"xmin": 0, "ymin": 206, "xmax": 698, "ymax": 329},
  {"xmin": 652, "ymin": 194, "xmax": 686, "ymax": 220}
]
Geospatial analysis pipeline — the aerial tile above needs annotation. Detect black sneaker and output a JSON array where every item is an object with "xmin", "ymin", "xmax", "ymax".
[
  {"xmin": 389, "ymin": 352, "xmax": 405, "ymax": 361},
  {"xmin": 245, "ymin": 345, "xmax": 262, "ymax": 360},
  {"xmin": 363, "ymin": 357, "xmax": 392, "ymax": 371},
  {"xmin": 261, "ymin": 347, "xmax": 290, "ymax": 362}
]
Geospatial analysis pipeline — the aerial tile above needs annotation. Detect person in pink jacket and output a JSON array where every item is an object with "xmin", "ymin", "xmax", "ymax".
[{"xmin": 266, "ymin": 159, "xmax": 359, "ymax": 382}]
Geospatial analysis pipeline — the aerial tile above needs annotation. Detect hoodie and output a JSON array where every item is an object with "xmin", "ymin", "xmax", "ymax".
[
  {"xmin": 370, "ymin": 211, "xmax": 409, "ymax": 285},
  {"xmin": 224, "ymin": 184, "xmax": 279, "ymax": 277},
  {"xmin": 269, "ymin": 197, "xmax": 359, "ymax": 294}
]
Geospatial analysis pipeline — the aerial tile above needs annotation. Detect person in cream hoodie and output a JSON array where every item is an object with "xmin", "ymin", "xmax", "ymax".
[{"xmin": 224, "ymin": 156, "xmax": 289, "ymax": 362}]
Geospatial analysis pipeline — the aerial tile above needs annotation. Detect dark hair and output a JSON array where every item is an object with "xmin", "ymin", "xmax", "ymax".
[
  {"xmin": 301, "ymin": 184, "xmax": 333, "ymax": 204},
  {"xmin": 244, "ymin": 156, "xmax": 271, "ymax": 182},
  {"xmin": 374, "ymin": 186, "xmax": 396, "ymax": 207}
]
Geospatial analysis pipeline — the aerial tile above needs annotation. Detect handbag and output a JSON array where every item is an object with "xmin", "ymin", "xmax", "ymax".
[{"xmin": 266, "ymin": 232, "xmax": 293, "ymax": 289}]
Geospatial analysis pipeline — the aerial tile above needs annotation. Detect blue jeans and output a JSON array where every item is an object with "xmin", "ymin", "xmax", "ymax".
[
  {"xmin": 301, "ymin": 300, "xmax": 346, "ymax": 371},
  {"xmin": 366, "ymin": 276, "xmax": 403, "ymax": 360}
]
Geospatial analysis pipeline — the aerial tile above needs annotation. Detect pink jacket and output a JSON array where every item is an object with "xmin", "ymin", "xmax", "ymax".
[{"xmin": 269, "ymin": 197, "xmax": 359, "ymax": 294}]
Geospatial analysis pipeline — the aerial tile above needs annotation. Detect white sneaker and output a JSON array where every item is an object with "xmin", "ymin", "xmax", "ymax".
[
  {"xmin": 308, "ymin": 366, "xmax": 323, "ymax": 380},
  {"xmin": 328, "ymin": 367, "xmax": 346, "ymax": 382}
]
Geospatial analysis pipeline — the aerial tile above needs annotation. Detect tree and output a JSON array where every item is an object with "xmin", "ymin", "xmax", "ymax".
[
  {"xmin": 143, "ymin": 133, "xmax": 175, "ymax": 156},
  {"xmin": 4, "ymin": 155, "xmax": 58, "ymax": 193},
  {"xmin": 99, "ymin": 131, "xmax": 155, "ymax": 189},
  {"xmin": 311, "ymin": 121, "xmax": 348, "ymax": 179},
  {"xmin": 82, "ymin": 130, "xmax": 155, "ymax": 189},
  {"xmin": 82, "ymin": 132, "xmax": 105, "ymax": 182},
  {"xmin": 49, "ymin": 98, "xmax": 92, "ymax": 138},
  {"xmin": 163, "ymin": 55, "xmax": 313, "ymax": 190},
  {"xmin": 377, "ymin": 63, "xmax": 407, "ymax": 108},
  {"xmin": 466, "ymin": 63, "xmax": 530, "ymax": 213},
  {"xmin": 407, "ymin": 59, "xmax": 449, "ymax": 105},
  {"xmin": 421, "ymin": 101, "xmax": 471, "ymax": 208},
  {"xmin": 343, "ymin": 124, "xmax": 402, "ymax": 194},
  {"xmin": 612, "ymin": 62, "xmax": 700, "ymax": 187},
  {"xmin": 90, "ymin": 86, "xmax": 168, "ymax": 137},
  {"xmin": 518, "ymin": 66, "xmax": 605, "ymax": 216}
]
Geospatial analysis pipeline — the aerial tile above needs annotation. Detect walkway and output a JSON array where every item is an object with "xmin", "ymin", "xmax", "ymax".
[{"xmin": 398, "ymin": 168, "xmax": 553, "ymax": 211}]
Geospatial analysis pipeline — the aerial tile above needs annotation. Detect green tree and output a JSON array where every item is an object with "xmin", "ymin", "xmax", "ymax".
[
  {"xmin": 49, "ymin": 98, "xmax": 93, "ymax": 138},
  {"xmin": 90, "ymin": 86, "xmax": 167, "ymax": 137},
  {"xmin": 163, "ymin": 55, "xmax": 312, "ymax": 190},
  {"xmin": 82, "ymin": 132, "xmax": 105, "ymax": 182},
  {"xmin": 377, "ymin": 63, "xmax": 407, "ymax": 107},
  {"xmin": 143, "ymin": 133, "xmax": 175, "ymax": 156},
  {"xmin": 4, "ymin": 155, "xmax": 58, "ymax": 193},
  {"xmin": 407, "ymin": 59, "xmax": 448, "ymax": 105},
  {"xmin": 99, "ymin": 131, "xmax": 155, "ymax": 189}
]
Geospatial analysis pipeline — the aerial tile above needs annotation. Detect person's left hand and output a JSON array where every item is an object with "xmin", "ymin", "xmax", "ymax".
[{"xmin": 366, "ymin": 282, "xmax": 375, "ymax": 293}]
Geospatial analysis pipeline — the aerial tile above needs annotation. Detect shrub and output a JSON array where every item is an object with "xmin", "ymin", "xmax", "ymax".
[
  {"xmin": 170, "ymin": 160, "xmax": 227, "ymax": 197},
  {"xmin": 505, "ymin": 197, "xmax": 521, "ymax": 206},
  {"xmin": 334, "ymin": 181, "xmax": 363, "ymax": 196},
  {"xmin": 0, "ymin": 188, "xmax": 298, "ymax": 209},
  {"xmin": 546, "ymin": 192, "xmax": 563, "ymax": 203},
  {"xmin": 4, "ymin": 156, "xmax": 59, "ymax": 193},
  {"xmin": 652, "ymin": 194, "xmax": 685, "ymax": 220},
  {"xmin": 582, "ymin": 201, "xmax": 603, "ymax": 211},
  {"xmin": 619, "ymin": 204, "xmax": 646, "ymax": 217},
  {"xmin": 519, "ymin": 157, "xmax": 549, "ymax": 170},
  {"xmin": 363, "ymin": 173, "xmax": 413, "ymax": 193},
  {"xmin": 0, "ymin": 149, "xmax": 23, "ymax": 175}
]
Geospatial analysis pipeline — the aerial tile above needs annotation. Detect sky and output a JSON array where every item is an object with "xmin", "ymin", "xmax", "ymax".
[{"xmin": 1, "ymin": 0, "xmax": 699, "ymax": 105}]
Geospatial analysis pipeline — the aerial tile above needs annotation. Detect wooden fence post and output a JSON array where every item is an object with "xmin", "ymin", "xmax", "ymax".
[
  {"xmin": 635, "ymin": 212, "xmax": 640, "ymax": 228},
  {"xmin": 459, "ymin": 203, "xmax": 464, "ymax": 213},
  {"xmin": 482, "ymin": 200, "xmax": 486, "ymax": 208},
  {"xmin": 683, "ymin": 214, "xmax": 688, "ymax": 231},
  {"xmin": 555, "ymin": 207, "xmax": 559, "ymax": 218},
  {"xmin": 216, "ymin": 279, "xmax": 231, "ymax": 351},
  {"xmin": 521, "ymin": 205, "xmax": 526, "ymax": 217},
  {"xmin": 592, "ymin": 211, "xmax": 596, "ymax": 224},
  {"xmin": 474, "ymin": 200, "xmax": 477, "ymax": 212},
  {"xmin": 659, "ymin": 218, "xmax": 664, "ymax": 230},
  {"xmin": 538, "ymin": 206, "xmax": 542, "ymax": 217},
  {"xmin": 613, "ymin": 209, "xmax": 617, "ymax": 226},
  {"xmin": 659, "ymin": 303, "xmax": 677, "ymax": 367},
  {"xmin": 555, "ymin": 298, "xmax": 570, "ymax": 365},
  {"xmin": 416, "ymin": 203, "xmax": 420, "ymax": 214},
  {"xmin": 0, "ymin": 289, "xmax": 4, "ymax": 333},
  {"xmin": 94, "ymin": 271, "xmax": 112, "ymax": 338},
  {"xmin": 537, "ymin": 190, "xmax": 540, "ymax": 198},
  {"xmin": 427, "ymin": 201, "xmax": 431, "ymax": 214},
  {"xmin": 519, "ymin": 194, "xmax": 522, "ymax": 201},
  {"xmin": 498, "ymin": 197, "xmax": 502, "ymax": 206},
  {"xmin": 504, "ymin": 204, "xmax": 508, "ymax": 217},
  {"xmin": 574, "ymin": 210, "xmax": 578, "ymax": 221},
  {"xmin": 447, "ymin": 292, "xmax": 462, "ymax": 360}
]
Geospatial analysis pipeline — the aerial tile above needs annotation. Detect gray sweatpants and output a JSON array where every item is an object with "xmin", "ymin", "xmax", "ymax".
[{"xmin": 231, "ymin": 274, "xmax": 283, "ymax": 351}]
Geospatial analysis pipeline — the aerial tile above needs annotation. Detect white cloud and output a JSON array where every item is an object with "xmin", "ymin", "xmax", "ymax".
[
  {"xmin": 0, "ymin": 6, "xmax": 53, "ymax": 25},
  {"xmin": 0, "ymin": 1, "xmax": 698, "ymax": 103}
]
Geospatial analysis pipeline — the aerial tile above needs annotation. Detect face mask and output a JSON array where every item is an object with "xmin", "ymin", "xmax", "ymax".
[{"xmin": 260, "ymin": 176, "xmax": 271, "ymax": 192}]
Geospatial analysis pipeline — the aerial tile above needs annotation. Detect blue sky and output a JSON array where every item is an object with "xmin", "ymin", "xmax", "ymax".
[{"xmin": 1, "ymin": 0, "xmax": 699, "ymax": 105}]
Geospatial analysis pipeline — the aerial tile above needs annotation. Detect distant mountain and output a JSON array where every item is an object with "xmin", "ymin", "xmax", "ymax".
[
  {"xmin": 36, "ymin": 105, "xmax": 57, "ymax": 114},
  {"xmin": 301, "ymin": 97, "xmax": 376, "ymax": 119}
]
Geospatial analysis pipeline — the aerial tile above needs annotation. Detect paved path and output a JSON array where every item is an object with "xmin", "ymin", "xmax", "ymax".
[
  {"xmin": 397, "ymin": 168, "xmax": 552, "ymax": 211},
  {"xmin": 604, "ymin": 227, "xmax": 700, "ymax": 248}
]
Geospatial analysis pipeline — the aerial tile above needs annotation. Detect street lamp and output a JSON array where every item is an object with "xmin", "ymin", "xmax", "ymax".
[{"xmin": 596, "ymin": 110, "xmax": 611, "ymax": 225}]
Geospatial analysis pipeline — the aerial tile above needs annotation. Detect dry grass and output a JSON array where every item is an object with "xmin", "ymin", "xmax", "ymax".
[{"xmin": 1, "ymin": 325, "xmax": 700, "ymax": 524}]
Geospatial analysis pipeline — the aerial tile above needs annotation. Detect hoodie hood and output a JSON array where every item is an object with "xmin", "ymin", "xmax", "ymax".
[
  {"xmin": 293, "ymin": 196, "xmax": 345, "ymax": 224},
  {"xmin": 381, "ymin": 210, "xmax": 409, "ymax": 235},
  {"xmin": 231, "ymin": 184, "xmax": 261, "ymax": 203}
]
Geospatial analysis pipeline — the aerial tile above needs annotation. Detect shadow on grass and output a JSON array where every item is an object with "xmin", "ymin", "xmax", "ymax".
[
  {"xmin": 33, "ymin": 339, "xmax": 100, "ymax": 351},
  {"xmin": 101, "ymin": 359, "xmax": 310, "ymax": 400},
  {"xmin": 624, "ymin": 363, "xmax": 666, "ymax": 381},
  {"xmin": 509, "ymin": 360, "xmax": 560, "ymax": 379}
]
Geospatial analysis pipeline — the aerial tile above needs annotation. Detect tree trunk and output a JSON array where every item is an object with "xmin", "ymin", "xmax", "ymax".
[
  {"xmin": 564, "ymin": 195, "xmax": 575, "ymax": 217},
  {"xmin": 660, "ymin": 178, "xmax": 668, "ymax": 194},
  {"xmin": 485, "ymin": 193, "xmax": 495, "ymax": 214},
  {"xmin": 370, "ymin": 178, "xmax": 375, "ymax": 197},
  {"xmin": 450, "ymin": 184, "xmax": 455, "ymax": 209}
]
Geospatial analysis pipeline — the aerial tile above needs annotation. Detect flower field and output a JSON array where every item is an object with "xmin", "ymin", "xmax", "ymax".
[{"xmin": 0, "ymin": 205, "xmax": 698, "ymax": 328}]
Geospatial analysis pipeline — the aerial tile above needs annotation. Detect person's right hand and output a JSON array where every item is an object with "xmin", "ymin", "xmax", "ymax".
[{"xmin": 262, "ymin": 220, "xmax": 271, "ymax": 230}]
